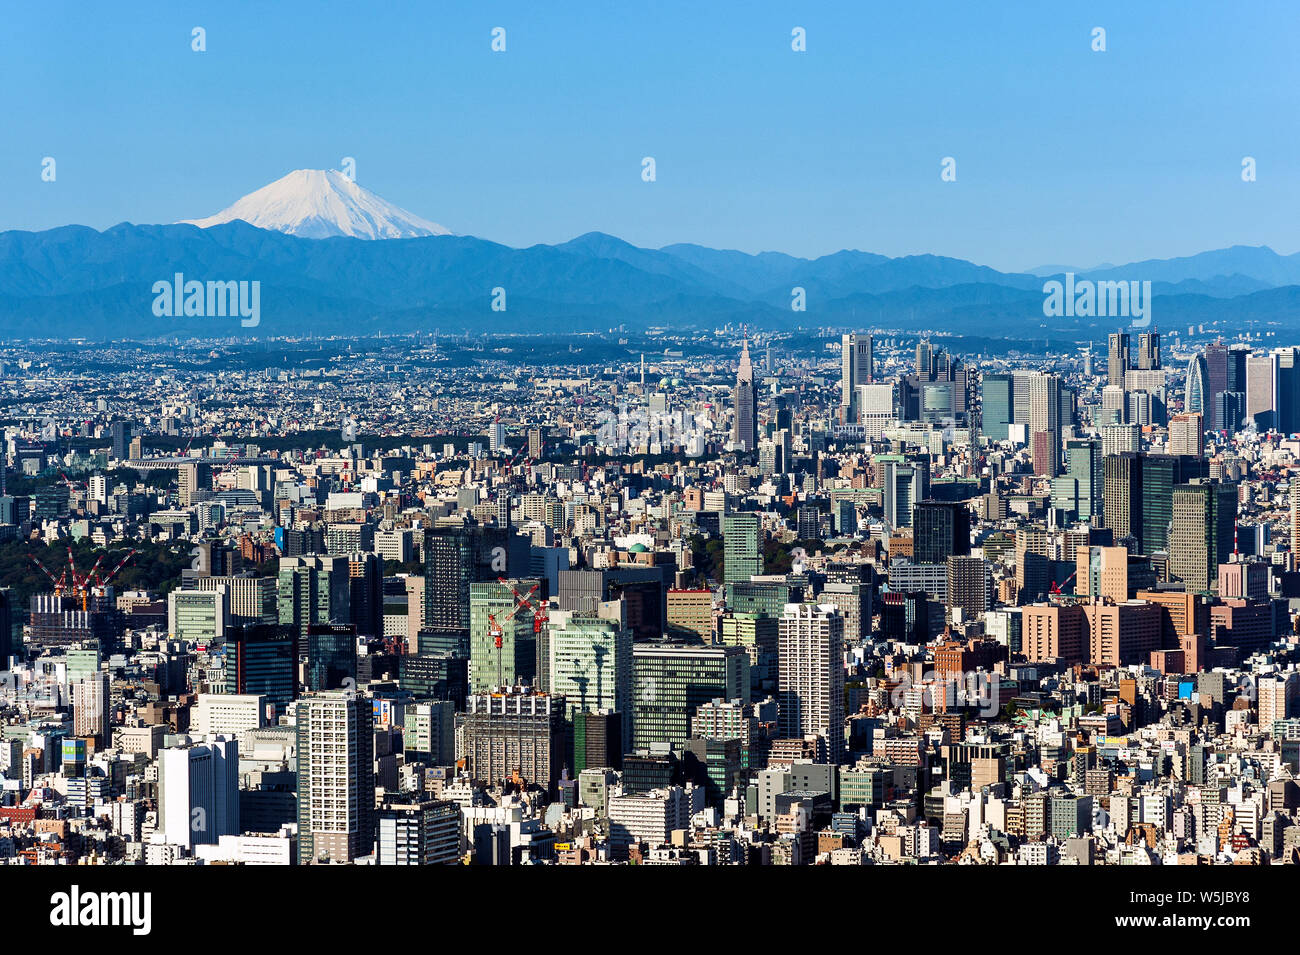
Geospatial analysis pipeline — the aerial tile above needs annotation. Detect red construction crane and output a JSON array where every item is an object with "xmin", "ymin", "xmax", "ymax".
[
  {"xmin": 1049, "ymin": 569, "xmax": 1078, "ymax": 596},
  {"xmin": 500, "ymin": 577, "xmax": 546, "ymax": 634},
  {"xmin": 485, "ymin": 586, "xmax": 535, "ymax": 689}
]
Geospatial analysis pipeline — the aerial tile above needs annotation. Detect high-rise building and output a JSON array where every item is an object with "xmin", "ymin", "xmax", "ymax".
[
  {"xmin": 1028, "ymin": 372, "xmax": 1061, "ymax": 477},
  {"xmin": 732, "ymin": 340, "xmax": 759, "ymax": 451},
  {"xmin": 71, "ymin": 672, "xmax": 111, "ymax": 745},
  {"xmin": 296, "ymin": 691, "xmax": 375, "ymax": 864},
  {"xmin": 1102, "ymin": 452, "xmax": 1141, "ymax": 544},
  {"xmin": 224, "ymin": 624, "xmax": 296, "ymax": 717},
  {"xmin": 422, "ymin": 524, "xmax": 528, "ymax": 634},
  {"xmin": 1170, "ymin": 480, "xmax": 1239, "ymax": 593},
  {"xmin": 666, "ymin": 589, "xmax": 713, "ymax": 641},
  {"xmin": 305, "ymin": 623, "xmax": 357, "ymax": 692},
  {"xmin": 946, "ymin": 556, "xmax": 991, "ymax": 621},
  {"xmin": 1136, "ymin": 331, "xmax": 1161, "ymax": 370},
  {"xmin": 1052, "ymin": 438, "xmax": 1102, "ymax": 522},
  {"xmin": 883, "ymin": 458, "xmax": 929, "ymax": 529},
  {"xmin": 1169, "ymin": 413, "xmax": 1205, "ymax": 457},
  {"xmin": 980, "ymin": 372, "xmax": 1014, "ymax": 441},
  {"xmin": 1108, "ymin": 332, "xmax": 1131, "ymax": 388},
  {"xmin": 631, "ymin": 643, "xmax": 749, "ymax": 750},
  {"xmin": 459, "ymin": 686, "xmax": 567, "ymax": 793},
  {"xmin": 1245, "ymin": 351, "xmax": 1275, "ymax": 429},
  {"xmin": 168, "ymin": 587, "xmax": 228, "ymax": 645},
  {"xmin": 912, "ymin": 500, "xmax": 971, "ymax": 564},
  {"xmin": 159, "ymin": 735, "xmax": 240, "ymax": 851},
  {"xmin": 469, "ymin": 578, "xmax": 541, "ymax": 693},
  {"xmin": 777, "ymin": 603, "xmax": 845, "ymax": 762},
  {"xmin": 547, "ymin": 609, "xmax": 633, "ymax": 754},
  {"xmin": 722, "ymin": 512, "xmax": 763, "ymax": 586},
  {"xmin": 1185, "ymin": 352, "xmax": 1209, "ymax": 419},
  {"xmin": 347, "ymin": 552, "xmax": 382, "ymax": 637},
  {"xmin": 278, "ymin": 555, "xmax": 351, "ymax": 651},
  {"xmin": 1204, "ymin": 342, "xmax": 1229, "ymax": 431},
  {"xmin": 840, "ymin": 333, "xmax": 873, "ymax": 423}
]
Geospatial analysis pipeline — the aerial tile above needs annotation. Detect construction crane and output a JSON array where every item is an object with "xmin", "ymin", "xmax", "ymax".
[
  {"xmin": 499, "ymin": 577, "xmax": 545, "ymax": 634},
  {"xmin": 1049, "ymin": 569, "xmax": 1078, "ymax": 596},
  {"xmin": 29, "ymin": 547, "xmax": 137, "ymax": 611},
  {"xmin": 485, "ymin": 583, "xmax": 538, "ymax": 689}
]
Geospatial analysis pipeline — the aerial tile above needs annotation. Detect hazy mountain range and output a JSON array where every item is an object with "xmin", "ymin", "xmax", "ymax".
[{"xmin": 2, "ymin": 170, "xmax": 1299, "ymax": 339}]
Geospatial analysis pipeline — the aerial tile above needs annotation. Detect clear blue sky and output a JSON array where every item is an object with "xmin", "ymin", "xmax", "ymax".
[{"xmin": 2, "ymin": 0, "xmax": 1296, "ymax": 271}]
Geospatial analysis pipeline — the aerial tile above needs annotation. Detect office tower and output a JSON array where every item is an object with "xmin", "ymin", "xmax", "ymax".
[
  {"xmin": 557, "ymin": 566, "xmax": 666, "ymax": 641},
  {"xmin": 377, "ymin": 799, "xmax": 461, "ymax": 865},
  {"xmin": 915, "ymin": 339, "xmax": 937, "ymax": 381},
  {"xmin": 980, "ymin": 372, "xmax": 1013, "ymax": 441},
  {"xmin": 305, "ymin": 623, "xmax": 357, "ymax": 691},
  {"xmin": 946, "ymin": 556, "xmax": 991, "ymax": 620},
  {"xmin": 1203, "ymin": 342, "xmax": 1229, "ymax": 430},
  {"xmin": 1101, "ymin": 423, "xmax": 1140, "ymax": 458},
  {"xmin": 573, "ymin": 710, "xmax": 625, "ymax": 773},
  {"xmin": 913, "ymin": 500, "xmax": 971, "ymax": 564},
  {"xmin": 422, "ymin": 524, "xmax": 528, "ymax": 634},
  {"xmin": 666, "ymin": 588, "xmax": 713, "ymax": 641},
  {"xmin": 278, "ymin": 555, "xmax": 350, "ymax": 651},
  {"xmin": 732, "ymin": 340, "xmax": 759, "ymax": 451},
  {"xmin": 840, "ymin": 332, "xmax": 874, "ymax": 423},
  {"xmin": 1029, "ymin": 372, "xmax": 1061, "ymax": 476},
  {"xmin": 1102, "ymin": 453, "xmax": 1141, "ymax": 543},
  {"xmin": 722, "ymin": 512, "xmax": 763, "ymax": 586},
  {"xmin": 1245, "ymin": 351, "xmax": 1275, "ymax": 428},
  {"xmin": 1170, "ymin": 480, "xmax": 1238, "ymax": 593},
  {"xmin": 777, "ymin": 603, "xmax": 845, "ymax": 762},
  {"xmin": 1076, "ymin": 545, "xmax": 1131, "ymax": 603},
  {"xmin": 109, "ymin": 421, "xmax": 130, "ymax": 462},
  {"xmin": 1185, "ymin": 352, "xmax": 1209, "ymax": 419},
  {"xmin": 469, "ymin": 578, "xmax": 541, "ymax": 692},
  {"xmin": 177, "ymin": 462, "xmax": 212, "ymax": 507},
  {"xmin": 159, "ymin": 735, "xmax": 239, "ymax": 851},
  {"xmin": 527, "ymin": 427, "xmax": 544, "ymax": 459},
  {"xmin": 1218, "ymin": 561, "xmax": 1269, "ymax": 601},
  {"xmin": 168, "ymin": 587, "xmax": 228, "ymax": 645},
  {"xmin": 1108, "ymin": 332, "xmax": 1131, "ymax": 387},
  {"xmin": 71, "ymin": 672, "xmax": 111, "ymax": 745},
  {"xmin": 819, "ymin": 578, "xmax": 873, "ymax": 643},
  {"xmin": 346, "ymin": 552, "xmax": 382, "ymax": 637},
  {"xmin": 1169, "ymin": 413, "xmax": 1205, "ymax": 457},
  {"xmin": 631, "ymin": 643, "xmax": 749, "ymax": 750},
  {"xmin": 399, "ymin": 653, "xmax": 469, "ymax": 705},
  {"xmin": 1276, "ymin": 347, "xmax": 1300, "ymax": 434},
  {"xmin": 883, "ymin": 458, "xmax": 929, "ymax": 529},
  {"xmin": 1051, "ymin": 438, "xmax": 1102, "ymax": 523},
  {"xmin": 296, "ymin": 692, "xmax": 375, "ymax": 864},
  {"xmin": 489, "ymin": 418, "xmax": 505, "ymax": 454},
  {"xmin": 224, "ymin": 624, "xmax": 296, "ymax": 717},
  {"xmin": 1136, "ymin": 331, "xmax": 1161, "ymax": 370},
  {"xmin": 1215, "ymin": 391, "xmax": 1246, "ymax": 437},
  {"xmin": 401, "ymin": 701, "xmax": 455, "ymax": 764},
  {"xmin": 1141, "ymin": 454, "xmax": 1207, "ymax": 555},
  {"xmin": 459, "ymin": 686, "xmax": 566, "ymax": 793},
  {"xmin": 194, "ymin": 575, "xmax": 277, "ymax": 626},
  {"xmin": 547, "ymin": 610, "xmax": 633, "ymax": 753}
]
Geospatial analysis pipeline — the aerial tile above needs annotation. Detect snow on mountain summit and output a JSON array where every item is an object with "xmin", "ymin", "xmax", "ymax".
[{"xmin": 179, "ymin": 169, "xmax": 451, "ymax": 239}]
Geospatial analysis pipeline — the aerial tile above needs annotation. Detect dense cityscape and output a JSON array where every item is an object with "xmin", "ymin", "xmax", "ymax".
[{"xmin": 0, "ymin": 325, "xmax": 1297, "ymax": 871}]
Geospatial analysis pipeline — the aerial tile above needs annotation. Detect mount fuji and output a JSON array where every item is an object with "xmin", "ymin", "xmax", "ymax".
[{"xmin": 179, "ymin": 169, "xmax": 451, "ymax": 240}]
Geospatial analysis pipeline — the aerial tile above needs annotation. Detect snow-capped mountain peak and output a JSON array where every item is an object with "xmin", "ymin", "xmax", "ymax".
[{"xmin": 179, "ymin": 168, "xmax": 450, "ymax": 240}]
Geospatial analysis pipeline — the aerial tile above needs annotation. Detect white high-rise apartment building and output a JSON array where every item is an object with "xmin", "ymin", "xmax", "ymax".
[
  {"xmin": 778, "ymin": 603, "xmax": 846, "ymax": 762},
  {"xmin": 158, "ymin": 735, "xmax": 239, "ymax": 850}
]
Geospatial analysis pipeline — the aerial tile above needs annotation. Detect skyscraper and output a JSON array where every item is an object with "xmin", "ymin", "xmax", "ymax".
[
  {"xmin": 840, "ymin": 332, "xmax": 873, "ymax": 423},
  {"xmin": 305, "ymin": 623, "xmax": 357, "ymax": 692},
  {"xmin": 1108, "ymin": 332, "xmax": 1131, "ymax": 388},
  {"xmin": 913, "ymin": 500, "xmax": 971, "ymax": 564},
  {"xmin": 224, "ymin": 623, "xmax": 296, "ymax": 717},
  {"xmin": 469, "ymin": 578, "xmax": 541, "ymax": 692},
  {"xmin": 296, "ymin": 691, "xmax": 375, "ymax": 864},
  {"xmin": 1185, "ymin": 352, "xmax": 1209, "ymax": 419},
  {"xmin": 1204, "ymin": 342, "xmax": 1229, "ymax": 431},
  {"xmin": 980, "ymin": 372, "xmax": 1014, "ymax": 441},
  {"xmin": 422, "ymin": 524, "xmax": 528, "ymax": 634},
  {"xmin": 1136, "ymin": 331, "xmax": 1161, "ymax": 371},
  {"xmin": 732, "ymin": 340, "xmax": 758, "ymax": 451},
  {"xmin": 631, "ymin": 643, "xmax": 749, "ymax": 750},
  {"xmin": 883, "ymin": 458, "xmax": 929, "ymax": 529},
  {"xmin": 278, "ymin": 555, "xmax": 351, "ymax": 651},
  {"xmin": 777, "ymin": 603, "xmax": 845, "ymax": 762},
  {"xmin": 547, "ymin": 609, "xmax": 633, "ymax": 754},
  {"xmin": 1170, "ymin": 480, "xmax": 1238, "ymax": 593},
  {"xmin": 722, "ymin": 512, "xmax": 763, "ymax": 586},
  {"xmin": 159, "ymin": 735, "xmax": 240, "ymax": 851}
]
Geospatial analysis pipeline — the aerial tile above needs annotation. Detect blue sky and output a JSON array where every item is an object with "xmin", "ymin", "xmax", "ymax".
[{"xmin": 2, "ymin": 1, "xmax": 1296, "ymax": 271}]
